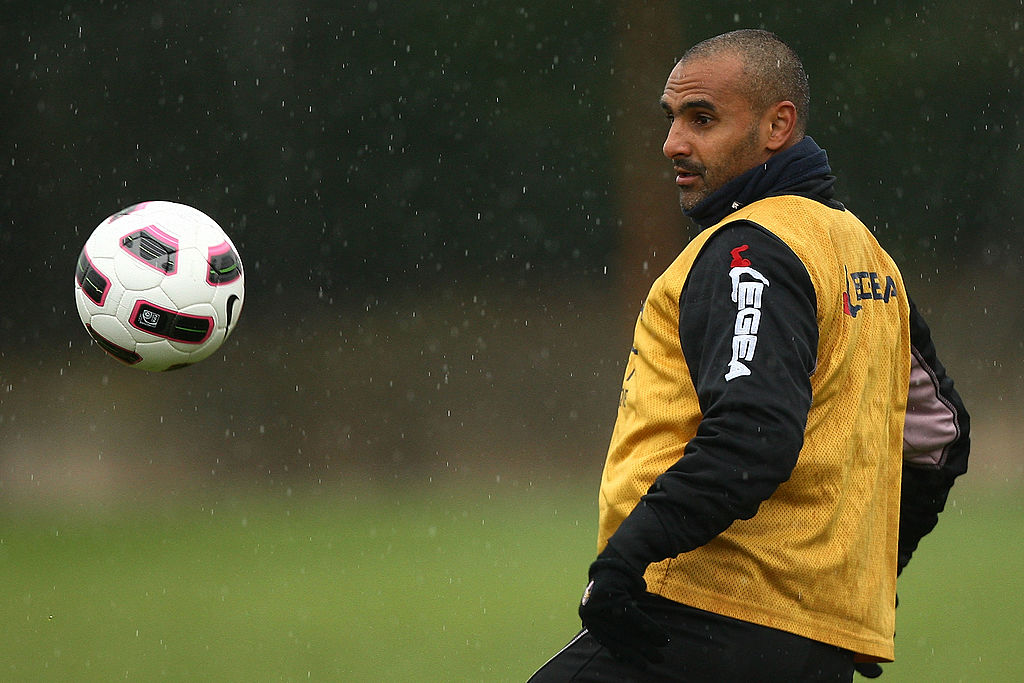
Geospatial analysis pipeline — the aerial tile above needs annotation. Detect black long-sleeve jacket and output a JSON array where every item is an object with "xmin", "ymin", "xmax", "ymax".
[{"xmin": 606, "ymin": 137, "xmax": 970, "ymax": 578}]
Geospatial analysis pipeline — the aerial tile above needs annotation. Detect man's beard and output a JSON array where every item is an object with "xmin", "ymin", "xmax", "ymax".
[{"xmin": 676, "ymin": 123, "xmax": 762, "ymax": 213}]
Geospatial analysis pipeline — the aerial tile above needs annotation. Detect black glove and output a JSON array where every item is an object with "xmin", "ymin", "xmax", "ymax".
[
  {"xmin": 854, "ymin": 594, "xmax": 898, "ymax": 678},
  {"xmin": 854, "ymin": 662, "xmax": 883, "ymax": 678},
  {"xmin": 578, "ymin": 551, "xmax": 670, "ymax": 668}
]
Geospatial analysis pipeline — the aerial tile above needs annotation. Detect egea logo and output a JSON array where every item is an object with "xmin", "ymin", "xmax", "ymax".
[
  {"xmin": 844, "ymin": 265, "xmax": 899, "ymax": 318},
  {"xmin": 725, "ymin": 245, "xmax": 769, "ymax": 382}
]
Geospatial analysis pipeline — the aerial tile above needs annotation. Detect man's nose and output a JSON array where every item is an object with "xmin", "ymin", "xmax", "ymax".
[{"xmin": 663, "ymin": 121, "xmax": 692, "ymax": 160}]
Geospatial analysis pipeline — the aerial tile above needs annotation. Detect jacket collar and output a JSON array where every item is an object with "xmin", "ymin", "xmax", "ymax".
[{"xmin": 684, "ymin": 136, "xmax": 835, "ymax": 229}]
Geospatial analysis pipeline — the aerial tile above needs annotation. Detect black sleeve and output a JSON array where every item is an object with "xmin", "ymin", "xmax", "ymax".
[
  {"xmin": 605, "ymin": 222, "xmax": 818, "ymax": 570},
  {"xmin": 897, "ymin": 298, "xmax": 970, "ymax": 573}
]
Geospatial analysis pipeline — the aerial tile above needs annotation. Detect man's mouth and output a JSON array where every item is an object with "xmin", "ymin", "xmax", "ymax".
[{"xmin": 674, "ymin": 167, "xmax": 702, "ymax": 187}]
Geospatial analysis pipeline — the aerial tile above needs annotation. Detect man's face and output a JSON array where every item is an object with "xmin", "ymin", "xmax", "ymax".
[{"xmin": 661, "ymin": 55, "xmax": 772, "ymax": 212}]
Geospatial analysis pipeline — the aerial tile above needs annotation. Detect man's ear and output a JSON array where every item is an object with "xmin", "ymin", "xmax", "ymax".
[{"xmin": 765, "ymin": 101, "xmax": 798, "ymax": 151}]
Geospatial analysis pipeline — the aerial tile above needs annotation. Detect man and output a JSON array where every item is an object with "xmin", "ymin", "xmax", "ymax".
[{"xmin": 529, "ymin": 29, "xmax": 969, "ymax": 682}]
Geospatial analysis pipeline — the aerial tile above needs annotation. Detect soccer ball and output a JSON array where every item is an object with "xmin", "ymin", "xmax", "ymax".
[{"xmin": 74, "ymin": 201, "xmax": 244, "ymax": 371}]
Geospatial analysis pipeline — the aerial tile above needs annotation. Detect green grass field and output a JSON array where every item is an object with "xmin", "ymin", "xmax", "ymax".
[{"xmin": 2, "ymin": 481, "xmax": 1020, "ymax": 681}]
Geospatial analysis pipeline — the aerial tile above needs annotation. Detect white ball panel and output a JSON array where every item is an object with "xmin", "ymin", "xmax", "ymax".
[
  {"xmin": 89, "ymin": 313, "xmax": 138, "ymax": 351},
  {"xmin": 134, "ymin": 339, "xmax": 192, "ymax": 371},
  {"xmin": 74, "ymin": 287, "xmax": 91, "ymax": 322},
  {"xmin": 113, "ymin": 255, "xmax": 167, "ymax": 291},
  {"xmin": 208, "ymin": 286, "xmax": 245, "ymax": 336},
  {"xmin": 159, "ymin": 246, "xmax": 211, "ymax": 308},
  {"xmin": 82, "ymin": 223, "xmax": 122, "ymax": 259},
  {"xmin": 182, "ymin": 331, "xmax": 225, "ymax": 365}
]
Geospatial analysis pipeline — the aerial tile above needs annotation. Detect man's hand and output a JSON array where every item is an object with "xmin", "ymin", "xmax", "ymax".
[
  {"xmin": 854, "ymin": 662, "xmax": 884, "ymax": 678},
  {"xmin": 578, "ymin": 553, "xmax": 670, "ymax": 668},
  {"xmin": 854, "ymin": 593, "xmax": 898, "ymax": 678}
]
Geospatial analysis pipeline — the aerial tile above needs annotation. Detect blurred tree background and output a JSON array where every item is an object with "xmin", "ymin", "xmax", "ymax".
[
  {"xmin": 2, "ymin": 1, "xmax": 1022, "ymax": 679},
  {"xmin": 1, "ymin": 0, "xmax": 1020, "ymax": 494}
]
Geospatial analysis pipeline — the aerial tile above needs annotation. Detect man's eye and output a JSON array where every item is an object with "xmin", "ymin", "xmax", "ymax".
[{"xmin": 694, "ymin": 114, "xmax": 712, "ymax": 125}]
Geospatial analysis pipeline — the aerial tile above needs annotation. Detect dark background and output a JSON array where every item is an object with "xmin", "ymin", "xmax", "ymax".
[{"xmin": 1, "ymin": 1, "xmax": 1020, "ymax": 502}]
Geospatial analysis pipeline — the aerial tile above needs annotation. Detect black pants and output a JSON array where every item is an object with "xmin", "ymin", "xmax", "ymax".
[{"xmin": 528, "ymin": 593, "xmax": 855, "ymax": 682}]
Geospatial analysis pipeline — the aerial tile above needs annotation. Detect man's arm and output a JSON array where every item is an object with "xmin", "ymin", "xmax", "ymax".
[
  {"xmin": 578, "ymin": 222, "xmax": 817, "ymax": 664},
  {"xmin": 602, "ymin": 222, "xmax": 818, "ymax": 570},
  {"xmin": 897, "ymin": 299, "xmax": 970, "ymax": 573},
  {"xmin": 853, "ymin": 301, "xmax": 970, "ymax": 679}
]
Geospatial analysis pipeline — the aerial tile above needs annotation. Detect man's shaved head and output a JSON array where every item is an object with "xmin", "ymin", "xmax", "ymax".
[{"xmin": 679, "ymin": 29, "xmax": 810, "ymax": 139}]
